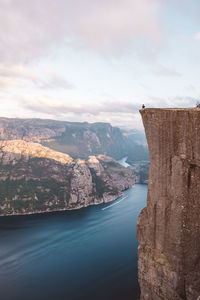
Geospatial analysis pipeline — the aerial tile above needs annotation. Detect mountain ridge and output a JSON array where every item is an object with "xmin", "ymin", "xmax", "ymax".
[{"xmin": 0, "ymin": 116, "xmax": 148, "ymax": 161}]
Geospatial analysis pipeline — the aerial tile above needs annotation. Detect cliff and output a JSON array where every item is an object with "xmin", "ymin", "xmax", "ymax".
[
  {"xmin": 137, "ymin": 108, "xmax": 200, "ymax": 300},
  {"xmin": 0, "ymin": 140, "xmax": 135, "ymax": 216}
]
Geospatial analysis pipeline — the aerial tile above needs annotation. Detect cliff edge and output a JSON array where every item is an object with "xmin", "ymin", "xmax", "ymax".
[{"xmin": 137, "ymin": 108, "xmax": 200, "ymax": 300}]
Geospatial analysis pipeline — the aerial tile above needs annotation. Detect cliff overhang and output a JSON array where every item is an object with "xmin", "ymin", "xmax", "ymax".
[{"xmin": 137, "ymin": 108, "xmax": 200, "ymax": 300}]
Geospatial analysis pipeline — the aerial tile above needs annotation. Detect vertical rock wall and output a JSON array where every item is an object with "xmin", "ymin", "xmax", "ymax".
[{"xmin": 137, "ymin": 108, "xmax": 200, "ymax": 300}]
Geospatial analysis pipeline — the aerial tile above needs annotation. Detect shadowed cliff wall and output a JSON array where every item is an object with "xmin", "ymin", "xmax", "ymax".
[{"xmin": 137, "ymin": 108, "xmax": 200, "ymax": 300}]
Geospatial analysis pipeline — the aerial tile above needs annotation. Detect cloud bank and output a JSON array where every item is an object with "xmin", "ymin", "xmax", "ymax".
[
  {"xmin": 0, "ymin": 64, "xmax": 73, "ymax": 90},
  {"xmin": 0, "ymin": 0, "xmax": 162, "ymax": 62},
  {"xmin": 20, "ymin": 95, "xmax": 139, "ymax": 116},
  {"xmin": 14, "ymin": 94, "xmax": 199, "ymax": 129},
  {"xmin": 1, "ymin": 0, "xmax": 200, "ymax": 130}
]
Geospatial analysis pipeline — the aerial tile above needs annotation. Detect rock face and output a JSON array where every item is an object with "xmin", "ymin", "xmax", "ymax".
[
  {"xmin": 137, "ymin": 108, "xmax": 200, "ymax": 300},
  {"xmin": 0, "ymin": 140, "xmax": 135, "ymax": 216}
]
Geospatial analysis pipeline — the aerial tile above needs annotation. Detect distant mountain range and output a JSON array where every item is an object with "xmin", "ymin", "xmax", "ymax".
[
  {"xmin": 0, "ymin": 117, "xmax": 148, "ymax": 215},
  {"xmin": 0, "ymin": 117, "xmax": 149, "ymax": 162}
]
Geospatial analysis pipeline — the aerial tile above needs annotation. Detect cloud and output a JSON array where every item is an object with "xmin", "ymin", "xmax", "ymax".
[
  {"xmin": 12, "ymin": 94, "xmax": 142, "ymax": 128},
  {"xmin": 170, "ymin": 96, "xmax": 200, "ymax": 107},
  {"xmin": 185, "ymin": 84, "xmax": 196, "ymax": 92},
  {"xmin": 152, "ymin": 64, "xmax": 182, "ymax": 77},
  {"xmin": 0, "ymin": 0, "xmax": 163, "ymax": 62},
  {"xmin": 18, "ymin": 93, "xmax": 200, "ymax": 124},
  {"xmin": 0, "ymin": 64, "xmax": 36, "ymax": 81},
  {"xmin": 3, "ymin": 93, "xmax": 199, "ymax": 130},
  {"xmin": 0, "ymin": 64, "xmax": 73, "ymax": 90},
  {"xmin": 36, "ymin": 73, "xmax": 74, "ymax": 90},
  {"xmin": 194, "ymin": 32, "xmax": 200, "ymax": 40},
  {"xmin": 0, "ymin": 64, "xmax": 36, "ymax": 89},
  {"xmin": 148, "ymin": 95, "xmax": 200, "ymax": 107},
  {"xmin": 19, "ymin": 95, "xmax": 140, "ymax": 116}
]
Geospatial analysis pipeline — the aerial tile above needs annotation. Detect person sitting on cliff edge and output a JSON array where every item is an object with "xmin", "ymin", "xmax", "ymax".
[
  {"xmin": 142, "ymin": 104, "xmax": 145, "ymax": 109},
  {"xmin": 196, "ymin": 101, "xmax": 200, "ymax": 108}
]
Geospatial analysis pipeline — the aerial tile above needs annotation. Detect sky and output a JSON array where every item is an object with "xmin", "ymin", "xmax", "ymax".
[{"xmin": 1, "ymin": 0, "xmax": 200, "ymax": 130}]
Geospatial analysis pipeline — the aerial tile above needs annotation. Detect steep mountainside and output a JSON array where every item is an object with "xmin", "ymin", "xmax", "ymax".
[
  {"xmin": 0, "ymin": 140, "xmax": 135, "ymax": 216},
  {"xmin": 122, "ymin": 129, "xmax": 149, "ymax": 164},
  {"xmin": 0, "ymin": 117, "xmax": 148, "ymax": 161},
  {"xmin": 131, "ymin": 161, "xmax": 149, "ymax": 184},
  {"xmin": 137, "ymin": 108, "xmax": 200, "ymax": 300}
]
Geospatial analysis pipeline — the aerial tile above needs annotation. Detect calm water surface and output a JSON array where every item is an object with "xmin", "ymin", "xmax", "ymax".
[{"xmin": 0, "ymin": 184, "xmax": 147, "ymax": 300}]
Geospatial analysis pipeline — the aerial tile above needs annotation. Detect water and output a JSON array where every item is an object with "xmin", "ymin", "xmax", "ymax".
[
  {"xmin": 117, "ymin": 156, "xmax": 130, "ymax": 168},
  {"xmin": 0, "ymin": 185, "xmax": 147, "ymax": 300}
]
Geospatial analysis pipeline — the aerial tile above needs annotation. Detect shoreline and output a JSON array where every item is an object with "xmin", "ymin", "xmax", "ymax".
[{"xmin": 0, "ymin": 189, "xmax": 129, "ymax": 218}]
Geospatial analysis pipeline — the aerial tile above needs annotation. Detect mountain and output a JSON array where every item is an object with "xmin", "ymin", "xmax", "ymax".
[
  {"xmin": 130, "ymin": 161, "xmax": 150, "ymax": 184},
  {"xmin": 138, "ymin": 108, "xmax": 200, "ymax": 300},
  {"xmin": 0, "ymin": 140, "xmax": 135, "ymax": 216},
  {"xmin": 0, "ymin": 117, "xmax": 149, "ymax": 162}
]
